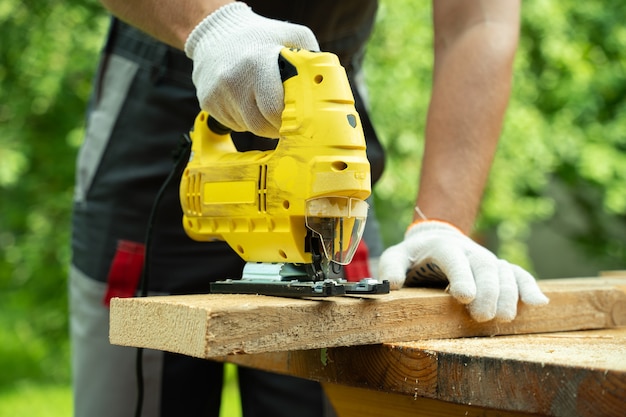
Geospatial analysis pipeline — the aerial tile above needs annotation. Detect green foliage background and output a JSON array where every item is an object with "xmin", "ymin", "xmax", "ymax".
[
  {"xmin": 1, "ymin": 0, "xmax": 107, "ymax": 389},
  {"xmin": 0, "ymin": 0, "xmax": 624, "ymax": 405}
]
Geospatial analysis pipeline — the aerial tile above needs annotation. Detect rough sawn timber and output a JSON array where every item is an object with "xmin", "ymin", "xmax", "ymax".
[
  {"xmin": 109, "ymin": 277, "xmax": 626, "ymax": 358},
  {"xmin": 220, "ymin": 327, "xmax": 626, "ymax": 417}
]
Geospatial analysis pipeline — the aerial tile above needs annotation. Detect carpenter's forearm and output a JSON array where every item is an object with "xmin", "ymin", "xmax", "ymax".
[
  {"xmin": 417, "ymin": 0, "xmax": 520, "ymax": 233},
  {"xmin": 99, "ymin": 0, "xmax": 233, "ymax": 49}
]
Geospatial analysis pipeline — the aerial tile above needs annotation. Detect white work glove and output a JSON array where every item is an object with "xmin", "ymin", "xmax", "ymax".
[
  {"xmin": 379, "ymin": 220, "xmax": 549, "ymax": 322},
  {"xmin": 184, "ymin": 2, "xmax": 320, "ymax": 138}
]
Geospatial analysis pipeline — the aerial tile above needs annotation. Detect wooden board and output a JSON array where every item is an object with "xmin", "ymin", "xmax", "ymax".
[
  {"xmin": 109, "ymin": 277, "xmax": 626, "ymax": 358},
  {"xmin": 226, "ymin": 327, "xmax": 626, "ymax": 417}
]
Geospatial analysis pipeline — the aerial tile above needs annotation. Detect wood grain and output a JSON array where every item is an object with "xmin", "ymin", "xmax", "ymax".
[
  {"xmin": 109, "ymin": 278, "xmax": 626, "ymax": 358},
  {"xmin": 226, "ymin": 327, "xmax": 626, "ymax": 417},
  {"xmin": 109, "ymin": 277, "xmax": 626, "ymax": 358}
]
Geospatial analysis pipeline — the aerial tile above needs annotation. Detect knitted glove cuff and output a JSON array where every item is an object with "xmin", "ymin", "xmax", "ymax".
[{"xmin": 405, "ymin": 219, "xmax": 464, "ymax": 239}]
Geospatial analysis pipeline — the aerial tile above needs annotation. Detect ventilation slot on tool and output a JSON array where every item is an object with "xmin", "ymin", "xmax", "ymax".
[
  {"xmin": 258, "ymin": 164, "xmax": 268, "ymax": 213},
  {"xmin": 187, "ymin": 172, "xmax": 202, "ymax": 215}
]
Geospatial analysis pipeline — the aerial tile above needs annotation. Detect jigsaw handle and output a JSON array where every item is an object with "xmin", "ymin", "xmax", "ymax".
[
  {"xmin": 191, "ymin": 48, "xmax": 294, "ymax": 161},
  {"xmin": 190, "ymin": 47, "xmax": 363, "ymax": 162}
]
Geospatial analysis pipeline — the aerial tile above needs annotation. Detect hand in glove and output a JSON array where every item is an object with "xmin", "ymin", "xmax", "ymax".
[
  {"xmin": 378, "ymin": 220, "xmax": 549, "ymax": 322},
  {"xmin": 185, "ymin": 2, "xmax": 319, "ymax": 138}
]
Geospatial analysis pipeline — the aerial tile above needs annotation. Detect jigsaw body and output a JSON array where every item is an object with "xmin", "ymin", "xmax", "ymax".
[{"xmin": 179, "ymin": 48, "xmax": 389, "ymax": 296}]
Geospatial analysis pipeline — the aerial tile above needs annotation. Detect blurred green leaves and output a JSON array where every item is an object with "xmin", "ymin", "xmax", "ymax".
[
  {"xmin": 0, "ymin": 0, "xmax": 108, "ymax": 386},
  {"xmin": 365, "ymin": 0, "xmax": 432, "ymax": 243}
]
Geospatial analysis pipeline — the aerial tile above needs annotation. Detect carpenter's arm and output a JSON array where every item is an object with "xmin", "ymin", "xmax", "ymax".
[
  {"xmin": 98, "ymin": 0, "xmax": 234, "ymax": 49},
  {"xmin": 416, "ymin": 0, "xmax": 520, "ymax": 233}
]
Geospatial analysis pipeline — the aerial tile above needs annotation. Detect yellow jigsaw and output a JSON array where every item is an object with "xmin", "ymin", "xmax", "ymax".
[{"xmin": 179, "ymin": 48, "xmax": 389, "ymax": 296}]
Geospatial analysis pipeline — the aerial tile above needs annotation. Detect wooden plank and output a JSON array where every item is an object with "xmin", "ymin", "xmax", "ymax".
[
  {"xmin": 109, "ymin": 277, "xmax": 626, "ymax": 358},
  {"xmin": 225, "ymin": 327, "xmax": 626, "ymax": 417}
]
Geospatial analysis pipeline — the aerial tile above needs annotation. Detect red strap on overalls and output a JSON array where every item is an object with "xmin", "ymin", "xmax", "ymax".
[
  {"xmin": 102, "ymin": 240, "xmax": 145, "ymax": 306},
  {"xmin": 343, "ymin": 239, "xmax": 372, "ymax": 281}
]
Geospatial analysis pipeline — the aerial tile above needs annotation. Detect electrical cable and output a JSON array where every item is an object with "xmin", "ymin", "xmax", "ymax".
[{"xmin": 134, "ymin": 134, "xmax": 192, "ymax": 417}]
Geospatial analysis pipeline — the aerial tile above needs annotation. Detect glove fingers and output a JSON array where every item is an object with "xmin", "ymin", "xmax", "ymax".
[
  {"xmin": 494, "ymin": 260, "xmax": 519, "ymax": 322},
  {"xmin": 253, "ymin": 27, "xmax": 320, "ymax": 136},
  {"xmin": 387, "ymin": 220, "xmax": 547, "ymax": 323},
  {"xmin": 378, "ymin": 244, "xmax": 412, "ymax": 290},
  {"xmin": 244, "ymin": 25, "xmax": 319, "ymax": 137},
  {"xmin": 466, "ymin": 250, "xmax": 499, "ymax": 322},
  {"xmin": 251, "ymin": 44, "xmax": 286, "ymax": 136},
  {"xmin": 209, "ymin": 44, "xmax": 285, "ymax": 137},
  {"xmin": 513, "ymin": 264, "xmax": 550, "ymax": 306}
]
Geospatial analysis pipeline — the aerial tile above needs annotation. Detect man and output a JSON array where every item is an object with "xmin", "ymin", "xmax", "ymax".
[{"xmin": 70, "ymin": 1, "xmax": 548, "ymax": 416}]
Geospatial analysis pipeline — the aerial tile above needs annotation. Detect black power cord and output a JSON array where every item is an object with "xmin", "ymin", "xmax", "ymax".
[{"xmin": 134, "ymin": 134, "xmax": 192, "ymax": 417}]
